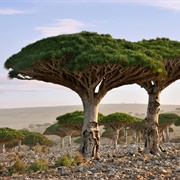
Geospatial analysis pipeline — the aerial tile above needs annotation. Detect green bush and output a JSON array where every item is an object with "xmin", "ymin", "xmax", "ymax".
[
  {"xmin": 56, "ymin": 155, "xmax": 72, "ymax": 166},
  {"xmin": 72, "ymin": 154, "xmax": 83, "ymax": 166},
  {"xmin": 56, "ymin": 154, "xmax": 83, "ymax": 167},
  {"xmin": 9, "ymin": 157, "xmax": 28, "ymax": 174},
  {"xmin": 28, "ymin": 159, "xmax": 49, "ymax": 172}
]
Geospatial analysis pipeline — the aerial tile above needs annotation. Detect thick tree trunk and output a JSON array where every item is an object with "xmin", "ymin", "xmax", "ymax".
[
  {"xmin": 123, "ymin": 128, "xmax": 127, "ymax": 144},
  {"xmin": 144, "ymin": 91, "xmax": 161, "ymax": 154},
  {"xmin": 80, "ymin": 98, "xmax": 100, "ymax": 159},
  {"xmin": 113, "ymin": 129, "xmax": 120, "ymax": 149}
]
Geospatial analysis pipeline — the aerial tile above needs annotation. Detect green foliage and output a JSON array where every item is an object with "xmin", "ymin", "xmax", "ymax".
[
  {"xmin": 57, "ymin": 111, "xmax": 104, "ymax": 128},
  {"xmin": 0, "ymin": 127, "xmax": 24, "ymax": 144},
  {"xmin": 56, "ymin": 155, "xmax": 72, "ymax": 166},
  {"xmin": 138, "ymin": 38, "xmax": 180, "ymax": 59},
  {"xmin": 43, "ymin": 123, "xmax": 67, "ymax": 137},
  {"xmin": 99, "ymin": 112, "xmax": 136, "ymax": 124},
  {"xmin": 101, "ymin": 127, "xmax": 124, "ymax": 139},
  {"xmin": 9, "ymin": 157, "xmax": 28, "ymax": 174},
  {"xmin": 6, "ymin": 130, "xmax": 56, "ymax": 149},
  {"xmin": 5, "ymin": 31, "xmax": 165, "ymax": 78},
  {"xmin": 159, "ymin": 113, "xmax": 180, "ymax": 125},
  {"xmin": 28, "ymin": 159, "xmax": 49, "ymax": 172},
  {"xmin": 56, "ymin": 154, "xmax": 83, "ymax": 167},
  {"xmin": 22, "ymin": 131, "xmax": 56, "ymax": 148},
  {"xmin": 57, "ymin": 111, "xmax": 84, "ymax": 125},
  {"xmin": 129, "ymin": 117, "xmax": 145, "ymax": 130}
]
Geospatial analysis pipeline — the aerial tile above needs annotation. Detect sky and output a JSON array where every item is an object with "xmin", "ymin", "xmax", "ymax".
[{"xmin": 0, "ymin": 0, "xmax": 180, "ymax": 109}]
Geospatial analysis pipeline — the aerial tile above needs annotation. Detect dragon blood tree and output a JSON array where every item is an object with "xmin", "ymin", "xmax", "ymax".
[
  {"xmin": 4, "ymin": 31, "xmax": 164, "ymax": 158},
  {"xmin": 56, "ymin": 110, "xmax": 104, "ymax": 151},
  {"xmin": 159, "ymin": 113, "xmax": 180, "ymax": 143},
  {"xmin": 137, "ymin": 38, "xmax": 180, "ymax": 154},
  {"xmin": 21, "ymin": 131, "xmax": 56, "ymax": 149},
  {"xmin": 129, "ymin": 118, "xmax": 145, "ymax": 144},
  {"xmin": 0, "ymin": 127, "xmax": 24, "ymax": 153},
  {"xmin": 44, "ymin": 123, "xmax": 75, "ymax": 148},
  {"xmin": 99, "ymin": 112, "xmax": 135, "ymax": 148}
]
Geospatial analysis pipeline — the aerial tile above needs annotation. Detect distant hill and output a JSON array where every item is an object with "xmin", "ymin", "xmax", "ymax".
[{"xmin": 0, "ymin": 104, "xmax": 179, "ymax": 129}]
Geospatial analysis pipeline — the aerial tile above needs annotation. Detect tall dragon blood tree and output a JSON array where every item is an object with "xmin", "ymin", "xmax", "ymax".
[
  {"xmin": 4, "ymin": 31, "xmax": 164, "ymax": 158},
  {"xmin": 137, "ymin": 38, "xmax": 180, "ymax": 154}
]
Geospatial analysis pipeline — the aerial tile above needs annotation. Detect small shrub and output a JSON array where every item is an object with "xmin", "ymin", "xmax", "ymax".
[
  {"xmin": 28, "ymin": 159, "xmax": 49, "ymax": 172},
  {"xmin": 56, "ymin": 154, "xmax": 84, "ymax": 167},
  {"xmin": 9, "ymin": 158, "xmax": 28, "ymax": 174},
  {"xmin": 56, "ymin": 155, "xmax": 72, "ymax": 167},
  {"xmin": 71, "ymin": 154, "xmax": 83, "ymax": 166}
]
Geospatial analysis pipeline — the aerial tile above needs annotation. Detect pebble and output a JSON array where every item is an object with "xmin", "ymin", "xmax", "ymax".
[{"xmin": 0, "ymin": 143, "xmax": 179, "ymax": 180}]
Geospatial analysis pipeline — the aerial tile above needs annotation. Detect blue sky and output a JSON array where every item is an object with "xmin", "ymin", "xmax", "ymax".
[{"xmin": 0, "ymin": 0, "xmax": 180, "ymax": 108}]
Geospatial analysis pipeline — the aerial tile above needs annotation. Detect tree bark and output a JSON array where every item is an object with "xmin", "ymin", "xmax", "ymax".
[
  {"xmin": 113, "ymin": 129, "xmax": 120, "ymax": 149},
  {"xmin": 132, "ymin": 130, "xmax": 137, "ymax": 144},
  {"xmin": 123, "ymin": 128, "xmax": 127, "ymax": 144},
  {"xmin": 0, "ymin": 144, "xmax": 5, "ymax": 154},
  {"xmin": 136, "ymin": 131, "xmax": 141, "ymax": 143},
  {"xmin": 80, "ymin": 97, "xmax": 100, "ymax": 159},
  {"xmin": 68, "ymin": 134, "xmax": 72, "ymax": 146},
  {"xmin": 144, "ymin": 90, "xmax": 161, "ymax": 154}
]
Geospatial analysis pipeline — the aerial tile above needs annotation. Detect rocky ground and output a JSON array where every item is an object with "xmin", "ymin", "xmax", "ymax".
[{"xmin": 0, "ymin": 143, "xmax": 180, "ymax": 180}]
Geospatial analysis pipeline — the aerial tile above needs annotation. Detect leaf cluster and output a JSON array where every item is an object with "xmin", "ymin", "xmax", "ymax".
[
  {"xmin": 99, "ymin": 112, "xmax": 136, "ymax": 125},
  {"xmin": 56, "ymin": 110, "xmax": 104, "ymax": 125},
  {"xmin": 138, "ymin": 38, "xmax": 180, "ymax": 59},
  {"xmin": 159, "ymin": 113, "xmax": 180, "ymax": 126},
  {"xmin": 0, "ymin": 127, "xmax": 24, "ymax": 144},
  {"xmin": 43, "ymin": 123, "xmax": 67, "ymax": 137},
  {"xmin": 21, "ymin": 131, "xmax": 56, "ymax": 148},
  {"xmin": 5, "ymin": 31, "xmax": 166, "ymax": 75}
]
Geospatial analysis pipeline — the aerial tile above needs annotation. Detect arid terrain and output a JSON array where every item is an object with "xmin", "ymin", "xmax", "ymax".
[
  {"xmin": 0, "ymin": 104, "xmax": 180, "ymax": 179},
  {"xmin": 0, "ymin": 103, "xmax": 180, "ymax": 130}
]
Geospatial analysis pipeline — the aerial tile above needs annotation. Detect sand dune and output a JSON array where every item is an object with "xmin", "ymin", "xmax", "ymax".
[{"xmin": 0, "ymin": 104, "xmax": 179, "ymax": 129}]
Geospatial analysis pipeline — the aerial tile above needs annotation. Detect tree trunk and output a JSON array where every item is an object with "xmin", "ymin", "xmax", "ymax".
[
  {"xmin": 68, "ymin": 134, "xmax": 72, "ymax": 146},
  {"xmin": 80, "ymin": 97, "xmax": 100, "ymax": 159},
  {"xmin": 123, "ymin": 128, "xmax": 127, "ymax": 144},
  {"xmin": 61, "ymin": 137, "xmax": 64, "ymax": 149},
  {"xmin": 0, "ymin": 144, "xmax": 5, "ymax": 154},
  {"xmin": 144, "ymin": 90, "xmax": 161, "ymax": 154},
  {"xmin": 113, "ymin": 129, "xmax": 120, "ymax": 149},
  {"xmin": 165, "ymin": 126, "xmax": 170, "ymax": 143},
  {"xmin": 132, "ymin": 130, "xmax": 137, "ymax": 144},
  {"xmin": 137, "ymin": 131, "xmax": 141, "ymax": 143}
]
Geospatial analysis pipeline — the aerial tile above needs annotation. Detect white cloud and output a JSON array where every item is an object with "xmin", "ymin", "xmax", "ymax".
[
  {"xmin": 134, "ymin": 0, "xmax": 180, "ymax": 11},
  {"xmin": 79, "ymin": 0, "xmax": 180, "ymax": 11},
  {"xmin": 35, "ymin": 19, "xmax": 90, "ymax": 37},
  {"xmin": 0, "ymin": 8, "xmax": 29, "ymax": 15}
]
